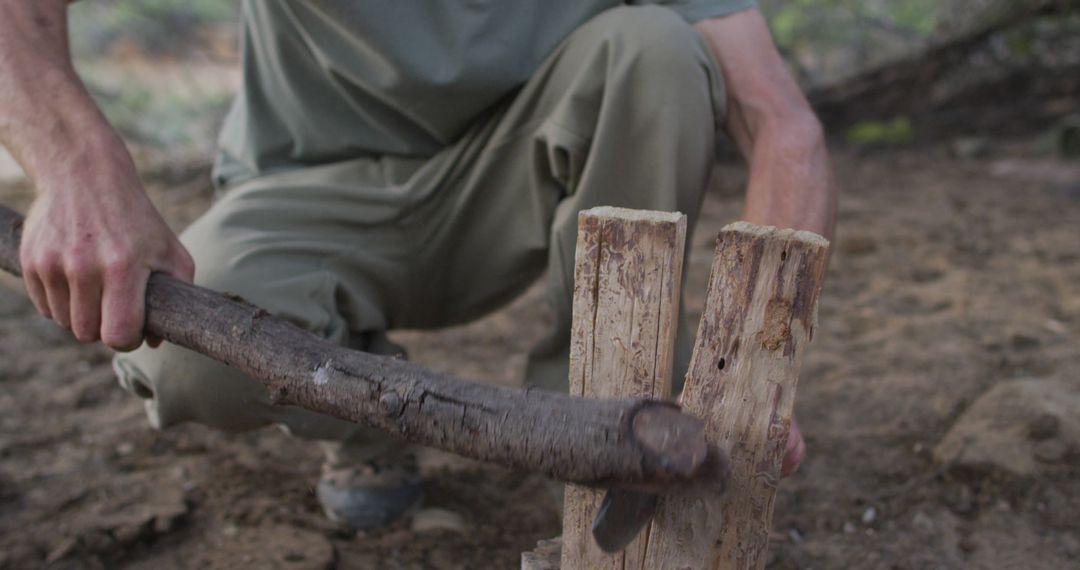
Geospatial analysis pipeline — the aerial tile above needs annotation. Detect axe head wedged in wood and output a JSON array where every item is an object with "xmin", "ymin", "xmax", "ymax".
[{"xmin": 590, "ymin": 402, "xmax": 732, "ymax": 553}]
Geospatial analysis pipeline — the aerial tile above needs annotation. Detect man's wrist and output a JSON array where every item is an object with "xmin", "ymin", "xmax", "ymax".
[{"xmin": 27, "ymin": 121, "xmax": 135, "ymax": 196}]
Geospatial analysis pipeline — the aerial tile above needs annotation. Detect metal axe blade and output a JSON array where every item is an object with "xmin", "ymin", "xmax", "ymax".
[{"xmin": 591, "ymin": 488, "xmax": 659, "ymax": 553}]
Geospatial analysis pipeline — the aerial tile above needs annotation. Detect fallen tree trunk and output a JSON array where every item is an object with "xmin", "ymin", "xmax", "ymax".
[
  {"xmin": 0, "ymin": 204, "xmax": 722, "ymax": 493},
  {"xmin": 809, "ymin": 0, "xmax": 1072, "ymax": 128}
]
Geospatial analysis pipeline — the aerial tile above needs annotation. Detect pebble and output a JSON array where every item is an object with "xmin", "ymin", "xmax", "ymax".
[
  {"xmin": 410, "ymin": 508, "xmax": 467, "ymax": 534},
  {"xmin": 788, "ymin": 528, "xmax": 804, "ymax": 544},
  {"xmin": 861, "ymin": 507, "xmax": 877, "ymax": 525},
  {"xmin": 1044, "ymin": 319, "xmax": 1068, "ymax": 335},
  {"xmin": 843, "ymin": 522, "xmax": 856, "ymax": 534}
]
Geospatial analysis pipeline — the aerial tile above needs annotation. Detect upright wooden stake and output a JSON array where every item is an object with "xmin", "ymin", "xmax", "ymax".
[
  {"xmin": 521, "ymin": 220, "xmax": 827, "ymax": 570},
  {"xmin": 559, "ymin": 207, "xmax": 688, "ymax": 570},
  {"xmin": 642, "ymin": 222, "xmax": 828, "ymax": 569}
]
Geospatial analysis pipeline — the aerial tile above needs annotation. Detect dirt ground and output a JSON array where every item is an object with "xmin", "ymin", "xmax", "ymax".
[{"xmin": 1, "ymin": 139, "xmax": 1078, "ymax": 569}]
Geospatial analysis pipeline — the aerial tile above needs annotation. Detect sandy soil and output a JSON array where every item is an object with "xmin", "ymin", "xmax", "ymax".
[{"xmin": 0, "ymin": 142, "xmax": 1078, "ymax": 569}]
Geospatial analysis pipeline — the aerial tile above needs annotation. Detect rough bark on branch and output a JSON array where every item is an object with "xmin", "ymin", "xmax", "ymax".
[{"xmin": 0, "ymin": 204, "xmax": 723, "ymax": 493}]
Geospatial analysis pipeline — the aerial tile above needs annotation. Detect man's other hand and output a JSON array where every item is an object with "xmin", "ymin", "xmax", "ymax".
[
  {"xmin": 781, "ymin": 417, "xmax": 806, "ymax": 477},
  {"xmin": 18, "ymin": 137, "xmax": 194, "ymax": 351}
]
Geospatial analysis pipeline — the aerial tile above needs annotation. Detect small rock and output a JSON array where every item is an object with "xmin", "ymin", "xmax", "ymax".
[
  {"xmin": 843, "ymin": 521, "xmax": 856, "ymax": 534},
  {"xmin": 1044, "ymin": 319, "xmax": 1068, "ymax": 335},
  {"xmin": 861, "ymin": 507, "xmax": 877, "ymax": 525},
  {"xmin": 116, "ymin": 442, "xmax": 135, "ymax": 456},
  {"xmin": 787, "ymin": 528, "xmax": 803, "ymax": 544},
  {"xmin": 410, "ymin": 508, "xmax": 467, "ymax": 534},
  {"xmin": 1034, "ymin": 439, "xmax": 1067, "ymax": 463},
  {"xmin": 934, "ymin": 379, "xmax": 1080, "ymax": 477}
]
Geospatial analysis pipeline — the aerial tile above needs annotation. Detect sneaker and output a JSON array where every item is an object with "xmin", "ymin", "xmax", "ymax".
[{"xmin": 316, "ymin": 442, "xmax": 423, "ymax": 530}]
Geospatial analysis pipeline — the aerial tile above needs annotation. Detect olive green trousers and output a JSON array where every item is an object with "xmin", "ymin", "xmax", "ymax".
[{"xmin": 114, "ymin": 6, "xmax": 727, "ymax": 447}]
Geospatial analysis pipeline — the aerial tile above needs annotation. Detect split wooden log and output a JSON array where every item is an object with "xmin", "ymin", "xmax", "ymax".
[
  {"xmin": 0, "ymin": 204, "xmax": 723, "ymax": 493},
  {"xmin": 524, "ymin": 221, "xmax": 828, "ymax": 569},
  {"xmin": 641, "ymin": 222, "xmax": 829, "ymax": 569},
  {"xmin": 558, "ymin": 207, "xmax": 688, "ymax": 569}
]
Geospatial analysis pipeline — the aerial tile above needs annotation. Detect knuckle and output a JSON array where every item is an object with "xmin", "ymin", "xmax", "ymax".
[
  {"xmin": 37, "ymin": 251, "xmax": 65, "ymax": 279},
  {"xmin": 64, "ymin": 255, "xmax": 96, "ymax": 281},
  {"xmin": 103, "ymin": 251, "xmax": 136, "ymax": 278}
]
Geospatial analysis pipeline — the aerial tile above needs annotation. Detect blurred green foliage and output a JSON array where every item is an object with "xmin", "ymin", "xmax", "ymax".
[
  {"xmin": 62, "ymin": 0, "xmax": 1072, "ymax": 150},
  {"xmin": 760, "ymin": 0, "xmax": 945, "ymax": 84},
  {"xmin": 67, "ymin": 0, "xmax": 237, "ymax": 149},
  {"xmin": 846, "ymin": 118, "xmax": 914, "ymax": 145},
  {"xmin": 69, "ymin": 0, "xmax": 236, "ymax": 55}
]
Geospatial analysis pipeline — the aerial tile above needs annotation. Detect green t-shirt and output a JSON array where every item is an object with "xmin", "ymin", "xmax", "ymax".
[{"xmin": 215, "ymin": 0, "xmax": 755, "ymax": 185}]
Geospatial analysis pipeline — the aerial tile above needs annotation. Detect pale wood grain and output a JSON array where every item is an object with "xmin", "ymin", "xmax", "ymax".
[
  {"xmin": 560, "ymin": 207, "xmax": 687, "ymax": 570},
  {"xmin": 641, "ymin": 222, "xmax": 829, "ymax": 569}
]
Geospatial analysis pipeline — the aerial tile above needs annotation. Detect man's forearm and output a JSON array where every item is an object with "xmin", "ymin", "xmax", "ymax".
[
  {"xmin": 0, "ymin": 0, "xmax": 119, "ymax": 186},
  {"xmin": 740, "ymin": 116, "xmax": 836, "ymax": 241},
  {"xmin": 2, "ymin": 0, "xmax": 195, "ymax": 350},
  {"xmin": 695, "ymin": 10, "xmax": 837, "ymax": 242}
]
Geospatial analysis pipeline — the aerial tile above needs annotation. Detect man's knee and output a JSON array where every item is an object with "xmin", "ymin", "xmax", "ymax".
[
  {"xmin": 592, "ymin": 5, "xmax": 713, "ymax": 83},
  {"xmin": 113, "ymin": 198, "xmax": 351, "ymax": 433},
  {"xmin": 114, "ymin": 342, "xmax": 276, "ymax": 432}
]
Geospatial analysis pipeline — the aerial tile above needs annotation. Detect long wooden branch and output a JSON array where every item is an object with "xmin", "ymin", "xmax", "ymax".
[{"xmin": 0, "ymin": 205, "xmax": 725, "ymax": 493}]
